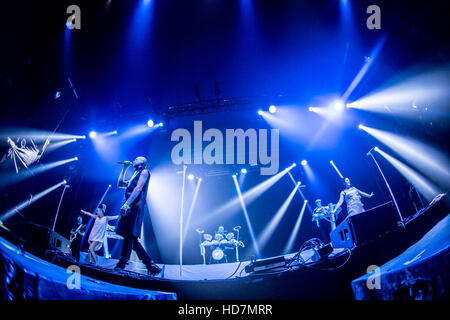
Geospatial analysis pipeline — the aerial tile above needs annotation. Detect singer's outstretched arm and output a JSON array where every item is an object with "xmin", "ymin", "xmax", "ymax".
[
  {"xmin": 117, "ymin": 164, "xmax": 131, "ymax": 189},
  {"xmin": 122, "ymin": 169, "xmax": 150, "ymax": 209},
  {"xmin": 81, "ymin": 209, "xmax": 96, "ymax": 218},
  {"xmin": 358, "ymin": 189, "xmax": 374, "ymax": 198}
]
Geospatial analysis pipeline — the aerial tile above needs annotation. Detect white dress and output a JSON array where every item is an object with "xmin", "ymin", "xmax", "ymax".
[{"xmin": 88, "ymin": 216, "xmax": 108, "ymax": 251}]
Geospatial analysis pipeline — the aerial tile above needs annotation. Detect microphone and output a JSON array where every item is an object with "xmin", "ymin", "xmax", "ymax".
[
  {"xmin": 366, "ymin": 147, "xmax": 375, "ymax": 156},
  {"xmin": 117, "ymin": 161, "xmax": 132, "ymax": 165}
]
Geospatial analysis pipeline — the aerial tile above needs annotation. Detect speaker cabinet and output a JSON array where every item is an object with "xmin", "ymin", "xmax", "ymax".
[
  {"xmin": 49, "ymin": 231, "xmax": 71, "ymax": 254},
  {"xmin": 330, "ymin": 201, "xmax": 398, "ymax": 248}
]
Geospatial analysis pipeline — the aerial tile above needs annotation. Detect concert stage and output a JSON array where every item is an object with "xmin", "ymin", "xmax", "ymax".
[
  {"xmin": 1, "ymin": 1, "xmax": 449, "ymax": 304},
  {"xmin": 1, "ymin": 194, "xmax": 448, "ymax": 300}
]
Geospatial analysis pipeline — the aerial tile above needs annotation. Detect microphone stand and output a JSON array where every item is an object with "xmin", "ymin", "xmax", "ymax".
[
  {"xmin": 52, "ymin": 184, "xmax": 70, "ymax": 232},
  {"xmin": 367, "ymin": 149, "xmax": 405, "ymax": 228},
  {"xmin": 234, "ymin": 227, "xmax": 240, "ymax": 262},
  {"xmin": 179, "ymin": 165, "xmax": 187, "ymax": 279}
]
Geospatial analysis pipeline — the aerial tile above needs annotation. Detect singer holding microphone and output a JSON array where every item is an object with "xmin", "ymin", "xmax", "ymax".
[{"xmin": 114, "ymin": 156, "xmax": 161, "ymax": 275}]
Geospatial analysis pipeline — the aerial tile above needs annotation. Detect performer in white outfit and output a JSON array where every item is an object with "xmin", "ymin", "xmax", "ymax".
[
  {"xmin": 81, "ymin": 204, "xmax": 118, "ymax": 265},
  {"xmin": 332, "ymin": 178, "xmax": 374, "ymax": 217}
]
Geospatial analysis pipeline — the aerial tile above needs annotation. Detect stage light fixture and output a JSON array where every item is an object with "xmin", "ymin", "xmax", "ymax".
[
  {"xmin": 147, "ymin": 120, "xmax": 154, "ymax": 128},
  {"xmin": 74, "ymin": 156, "xmax": 78, "ymax": 161},
  {"xmin": 241, "ymin": 168, "xmax": 247, "ymax": 174},
  {"xmin": 187, "ymin": 174, "xmax": 195, "ymax": 180},
  {"xmin": 113, "ymin": 130, "xmax": 118, "ymax": 135},
  {"xmin": 301, "ymin": 160, "xmax": 307, "ymax": 166},
  {"xmin": 358, "ymin": 124, "xmax": 364, "ymax": 129},
  {"xmin": 332, "ymin": 100, "xmax": 344, "ymax": 112},
  {"xmin": 269, "ymin": 105, "xmax": 277, "ymax": 114},
  {"xmin": 308, "ymin": 106, "xmax": 313, "ymax": 112},
  {"xmin": 257, "ymin": 110, "xmax": 263, "ymax": 115}
]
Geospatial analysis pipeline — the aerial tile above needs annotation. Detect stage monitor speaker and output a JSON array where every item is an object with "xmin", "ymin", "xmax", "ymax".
[
  {"xmin": 330, "ymin": 201, "xmax": 398, "ymax": 248},
  {"xmin": 49, "ymin": 231, "xmax": 71, "ymax": 254}
]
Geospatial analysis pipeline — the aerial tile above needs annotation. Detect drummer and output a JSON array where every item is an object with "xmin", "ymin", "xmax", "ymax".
[{"xmin": 216, "ymin": 226, "xmax": 227, "ymax": 238}]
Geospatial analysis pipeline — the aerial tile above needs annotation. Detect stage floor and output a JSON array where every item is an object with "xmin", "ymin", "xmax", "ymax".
[
  {"xmin": 0, "ymin": 236, "xmax": 177, "ymax": 300},
  {"xmin": 79, "ymin": 249, "xmax": 318, "ymax": 281}
]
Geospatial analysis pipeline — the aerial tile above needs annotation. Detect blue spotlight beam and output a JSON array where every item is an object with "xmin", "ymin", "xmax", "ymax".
[
  {"xmin": 329, "ymin": 160, "xmax": 344, "ymax": 179},
  {"xmin": 257, "ymin": 182, "xmax": 301, "ymax": 251},
  {"xmin": 45, "ymin": 138, "xmax": 77, "ymax": 153},
  {"xmin": 283, "ymin": 200, "xmax": 308, "ymax": 254},
  {"xmin": 374, "ymin": 147, "xmax": 441, "ymax": 203},
  {"xmin": 0, "ymin": 129, "xmax": 86, "ymax": 142},
  {"xmin": 232, "ymin": 175, "xmax": 260, "ymax": 259},
  {"xmin": 0, "ymin": 180, "xmax": 67, "ymax": 222},
  {"xmin": 359, "ymin": 125, "xmax": 450, "ymax": 188},
  {"xmin": 0, "ymin": 157, "xmax": 78, "ymax": 189},
  {"xmin": 199, "ymin": 164, "xmax": 297, "ymax": 226},
  {"xmin": 342, "ymin": 37, "xmax": 386, "ymax": 102},
  {"xmin": 287, "ymin": 172, "xmax": 314, "ymax": 215},
  {"xmin": 182, "ymin": 177, "xmax": 202, "ymax": 243}
]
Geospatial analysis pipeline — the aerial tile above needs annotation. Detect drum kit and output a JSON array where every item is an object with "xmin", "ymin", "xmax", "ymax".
[{"xmin": 196, "ymin": 226, "xmax": 245, "ymax": 264}]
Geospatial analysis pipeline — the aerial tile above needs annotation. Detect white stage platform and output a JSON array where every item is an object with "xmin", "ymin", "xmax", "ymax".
[{"xmin": 80, "ymin": 249, "xmax": 318, "ymax": 281}]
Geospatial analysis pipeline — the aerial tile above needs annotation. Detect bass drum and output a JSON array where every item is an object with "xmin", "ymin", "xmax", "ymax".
[{"xmin": 212, "ymin": 247, "xmax": 225, "ymax": 261}]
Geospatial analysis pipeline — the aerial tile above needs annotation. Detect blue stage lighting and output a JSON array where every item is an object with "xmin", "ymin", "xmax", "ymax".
[
  {"xmin": 89, "ymin": 131, "xmax": 97, "ymax": 139},
  {"xmin": 269, "ymin": 105, "xmax": 277, "ymax": 114},
  {"xmin": 257, "ymin": 110, "xmax": 263, "ymax": 115},
  {"xmin": 332, "ymin": 100, "xmax": 344, "ymax": 112},
  {"xmin": 113, "ymin": 130, "xmax": 118, "ymax": 135},
  {"xmin": 158, "ymin": 122, "xmax": 164, "ymax": 127},
  {"xmin": 187, "ymin": 174, "xmax": 195, "ymax": 180},
  {"xmin": 301, "ymin": 160, "xmax": 307, "ymax": 166},
  {"xmin": 74, "ymin": 156, "xmax": 78, "ymax": 161},
  {"xmin": 241, "ymin": 168, "xmax": 247, "ymax": 174},
  {"xmin": 147, "ymin": 120, "xmax": 154, "ymax": 128}
]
